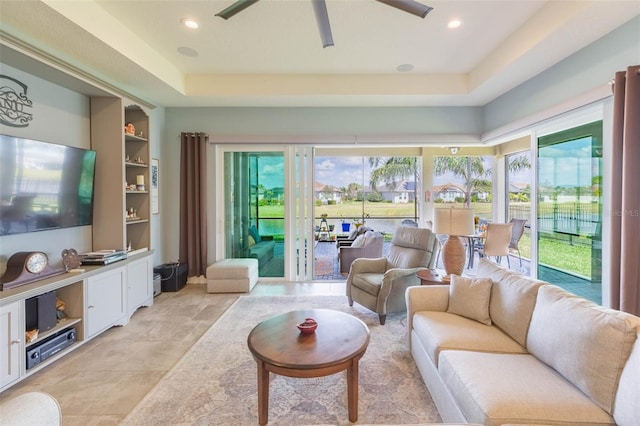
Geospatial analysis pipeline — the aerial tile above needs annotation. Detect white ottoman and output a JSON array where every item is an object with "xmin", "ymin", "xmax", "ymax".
[{"xmin": 206, "ymin": 258, "xmax": 259, "ymax": 293}]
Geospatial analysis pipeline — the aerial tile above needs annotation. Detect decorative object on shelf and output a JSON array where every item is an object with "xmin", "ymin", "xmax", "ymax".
[
  {"xmin": 125, "ymin": 121, "xmax": 136, "ymax": 135},
  {"xmin": 433, "ymin": 207, "xmax": 474, "ymax": 278},
  {"xmin": 297, "ymin": 317, "xmax": 318, "ymax": 334},
  {"xmin": 126, "ymin": 208, "xmax": 139, "ymax": 220},
  {"xmin": 56, "ymin": 297, "xmax": 67, "ymax": 320},
  {"xmin": 61, "ymin": 248, "xmax": 81, "ymax": 271},
  {"xmin": 0, "ymin": 251, "xmax": 65, "ymax": 290},
  {"xmin": 136, "ymin": 175, "xmax": 145, "ymax": 191},
  {"xmin": 25, "ymin": 329, "xmax": 38, "ymax": 343},
  {"xmin": 151, "ymin": 158, "xmax": 159, "ymax": 214}
]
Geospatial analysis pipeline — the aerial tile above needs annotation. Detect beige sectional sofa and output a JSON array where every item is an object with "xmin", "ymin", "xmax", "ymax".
[{"xmin": 406, "ymin": 259, "xmax": 640, "ymax": 426}]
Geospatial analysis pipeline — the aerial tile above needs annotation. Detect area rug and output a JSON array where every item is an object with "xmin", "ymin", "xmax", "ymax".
[{"xmin": 121, "ymin": 295, "xmax": 441, "ymax": 425}]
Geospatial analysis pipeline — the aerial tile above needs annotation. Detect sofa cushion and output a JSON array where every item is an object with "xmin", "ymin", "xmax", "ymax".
[
  {"xmin": 438, "ymin": 351, "xmax": 615, "ymax": 426},
  {"xmin": 351, "ymin": 234, "xmax": 366, "ymax": 247},
  {"xmin": 248, "ymin": 225, "xmax": 262, "ymax": 242},
  {"xmin": 351, "ymin": 272, "xmax": 384, "ymax": 296},
  {"xmin": 527, "ymin": 285, "xmax": 640, "ymax": 415},
  {"xmin": 412, "ymin": 311, "xmax": 526, "ymax": 366},
  {"xmin": 447, "ymin": 275, "xmax": 493, "ymax": 325},
  {"xmin": 613, "ymin": 331, "xmax": 640, "ymax": 426},
  {"xmin": 476, "ymin": 258, "xmax": 545, "ymax": 347}
]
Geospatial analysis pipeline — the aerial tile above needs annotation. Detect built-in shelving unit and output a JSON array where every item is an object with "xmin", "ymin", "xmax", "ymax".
[{"xmin": 90, "ymin": 99, "xmax": 150, "ymax": 253}]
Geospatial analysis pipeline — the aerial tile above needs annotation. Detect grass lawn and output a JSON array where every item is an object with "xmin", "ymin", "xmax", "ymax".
[{"xmin": 517, "ymin": 232, "xmax": 592, "ymax": 278}]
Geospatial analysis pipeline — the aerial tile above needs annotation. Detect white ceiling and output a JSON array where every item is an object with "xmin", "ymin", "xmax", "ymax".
[{"xmin": 0, "ymin": 0, "xmax": 638, "ymax": 107}]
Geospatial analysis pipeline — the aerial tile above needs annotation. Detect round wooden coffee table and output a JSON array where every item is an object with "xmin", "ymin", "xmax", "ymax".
[{"xmin": 247, "ymin": 309, "xmax": 370, "ymax": 425}]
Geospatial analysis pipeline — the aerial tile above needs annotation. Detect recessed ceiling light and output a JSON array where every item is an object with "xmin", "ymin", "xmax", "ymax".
[
  {"xmin": 177, "ymin": 47, "xmax": 199, "ymax": 57},
  {"xmin": 181, "ymin": 18, "xmax": 199, "ymax": 29},
  {"xmin": 397, "ymin": 64, "xmax": 414, "ymax": 73},
  {"xmin": 448, "ymin": 19, "xmax": 462, "ymax": 29}
]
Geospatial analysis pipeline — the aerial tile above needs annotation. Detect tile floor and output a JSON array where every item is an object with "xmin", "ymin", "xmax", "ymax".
[{"xmin": 0, "ymin": 281, "xmax": 345, "ymax": 425}]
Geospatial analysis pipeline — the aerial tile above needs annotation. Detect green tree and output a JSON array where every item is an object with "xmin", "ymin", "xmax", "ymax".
[
  {"xmin": 340, "ymin": 182, "xmax": 361, "ymax": 201},
  {"xmin": 434, "ymin": 156, "xmax": 490, "ymax": 207},
  {"xmin": 368, "ymin": 157, "xmax": 418, "ymax": 190},
  {"xmin": 508, "ymin": 154, "xmax": 531, "ymax": 173}
]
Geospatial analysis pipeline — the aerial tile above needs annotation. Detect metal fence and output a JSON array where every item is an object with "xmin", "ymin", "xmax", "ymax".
[{"xmin": 509, "ymin": 203, "xmax": 600, "ymax": 246}]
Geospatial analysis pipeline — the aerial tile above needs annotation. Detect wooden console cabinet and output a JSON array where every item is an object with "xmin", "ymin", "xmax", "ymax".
[{"xmin": 0, "ymin": 252, "xmax": 153, "ymax": 392}]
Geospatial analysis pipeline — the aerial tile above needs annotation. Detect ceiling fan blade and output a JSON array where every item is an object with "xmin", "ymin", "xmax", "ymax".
[
  {"xmin": 376, "ymin": 0, "xmax": 433, "ymax": 18},
  {"xmin": 215, "ymin": 0, "xmax": 260, "ymax": 20},
  {"xmin": 311, "ymin": 0, "xmax": 334, "ymax": 48}
]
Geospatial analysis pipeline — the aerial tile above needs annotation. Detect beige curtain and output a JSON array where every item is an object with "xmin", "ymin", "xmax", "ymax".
[
  {"xmin": 609, "ymin": 65, "xmax": 640, "ymax": 316},
  {"xmin": 179, "ymin": 132, "xmax": 208, "ymax": 277}
]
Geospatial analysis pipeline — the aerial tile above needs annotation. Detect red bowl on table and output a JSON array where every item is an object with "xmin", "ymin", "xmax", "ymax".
[{"xmin": 297, "ymin": 318, "xmax": 318, "ymax": 334}]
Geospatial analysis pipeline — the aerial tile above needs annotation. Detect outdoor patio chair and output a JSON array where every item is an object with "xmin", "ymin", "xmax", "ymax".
[
  {"xmin": 477, "ymin": 222, "xmax": 513, "ymax": 268},
  {"xmin": 338, "ymin": 230, "xmax": 384, "ymax": 273},
  {"xmin": 346, "ymin": 225, "xmax": 438, "ymax": 324},
  {"xmin": 508, "ymin": 218, "xmax": 527, "ymax": 267}
]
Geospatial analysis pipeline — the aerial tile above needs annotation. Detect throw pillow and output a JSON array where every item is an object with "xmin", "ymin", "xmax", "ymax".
[
  {"xmin": 447, "ymin": 275, "xmax": 493, "ymax": 325},
  {"xmin": 248, "ymin": 225, "xmax": 262, "ymax": 243},
  {"xmin": 351, "ymin": 235, "xmax": 366, "ymax": 248},
  {"xmin": 248, "ymin": 236, "xmax": 256, "ymax": 246}
]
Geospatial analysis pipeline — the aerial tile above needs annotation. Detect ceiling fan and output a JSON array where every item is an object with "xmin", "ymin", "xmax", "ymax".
[{"xmin": 215, "ymin": 0, "xmax": 433, "ymax": 48}]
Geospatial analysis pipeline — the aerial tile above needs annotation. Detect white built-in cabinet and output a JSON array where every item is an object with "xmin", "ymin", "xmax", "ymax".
[
  {"xmin": 0, "ymin": 301, "xmax": 21, "ymax": 388},
  {"xmin": 127, "ymin": 255, "xmax": 153, "ymax": 316},
  {"xmin": 86, "ymin": 267, "xmax": 127, "ymax": 338},
  {"xmin": 0, "ymin": 253, "xmax": 153, "ymax": 392}
]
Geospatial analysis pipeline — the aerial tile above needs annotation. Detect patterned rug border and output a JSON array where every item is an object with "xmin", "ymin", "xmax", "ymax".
[{"xmin": 122, "ymin": 295, "xmax": 440, "ymax": 425}]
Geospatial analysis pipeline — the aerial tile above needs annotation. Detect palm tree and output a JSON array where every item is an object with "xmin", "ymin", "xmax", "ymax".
[
  {"xmin": 368, "ymin": 157, "xmax": 418, "ymax": 190},
  {"xmin": 434, "ymin": 156, "xmax": 490, "ymax": 207}
]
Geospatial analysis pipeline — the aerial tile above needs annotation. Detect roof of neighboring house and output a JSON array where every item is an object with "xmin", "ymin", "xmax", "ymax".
[
  {"xmin": 314, "ymin": 182, "xmax": 342, "ymax": 193},
  {"xmin": 509, "ymin": 182, "xmax": 530, "ymax": 192},
  {"xmin": 433, "ymin": 183, "xmax": 466, "ymax": 193}
]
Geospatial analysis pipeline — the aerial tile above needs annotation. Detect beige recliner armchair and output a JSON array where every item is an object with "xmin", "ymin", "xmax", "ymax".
[{"xmin": 346, "ymin": 226, "xmax": 438, "ymax": 324}]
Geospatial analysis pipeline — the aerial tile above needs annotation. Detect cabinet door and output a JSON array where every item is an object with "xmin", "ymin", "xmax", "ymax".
[
  {"xmin": 128, "ymin": 256, "xmax": 152, "ymax": 314},
  {"xmin": 86, "ymin": 267, "xmax": 126, "ymax": 338},
  {"xmin": 0, "ymin": 301, "xmax": 22, "ymax": 390}
]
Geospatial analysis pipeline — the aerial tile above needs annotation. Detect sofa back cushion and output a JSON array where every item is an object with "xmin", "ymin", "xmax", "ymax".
[
  {"xmin": 613, "ymin": 330, "xmax": 640, "ymax": 425},
  {"xmin": 527, "ymin": 285, "xmax": 640, "ymax": 414},
  {"xmin": 476, "ymin": 259, "xmax": 544, "ymax": 347}
]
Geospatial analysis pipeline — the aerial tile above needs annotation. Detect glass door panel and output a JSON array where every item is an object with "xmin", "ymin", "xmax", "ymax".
[
  {"xmin": 506, "ymin": 151, "xmax": 532, "ymax": 271},
  {"xmin": 537, "ymin": 121, "xmax": 602, "ymax": 303},
  {"xmin": 224, "ymin": 151, "xmax": 285, "ymax": 278},
  {"xmin": 313, "ymin": 155, "xmax": 421, "ymax": 280}
]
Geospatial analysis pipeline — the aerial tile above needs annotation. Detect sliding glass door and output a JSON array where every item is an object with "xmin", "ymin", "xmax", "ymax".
[
  {"xmin": 224, "ymin": 151, "xmax": 285, "ymax": 278},
  {"xmin": 537, "ymin": 121, "xmax": 602, "ymax": 303}
]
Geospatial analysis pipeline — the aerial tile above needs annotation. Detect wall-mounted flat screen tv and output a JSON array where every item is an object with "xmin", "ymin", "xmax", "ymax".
[{"xmin": 0, "ymin": 135, "xmax": 97, "ymax": 236}]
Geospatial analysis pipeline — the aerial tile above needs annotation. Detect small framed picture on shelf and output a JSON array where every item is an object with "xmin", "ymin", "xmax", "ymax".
[{"xmin": 151, "ymin": 158, "xmax": 159, "ymax": 214}]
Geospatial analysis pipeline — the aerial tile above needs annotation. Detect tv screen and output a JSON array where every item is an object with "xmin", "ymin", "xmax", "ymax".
[{"xmin": 0, "ymin": 135, "xmax": 97, "ymax": 236}]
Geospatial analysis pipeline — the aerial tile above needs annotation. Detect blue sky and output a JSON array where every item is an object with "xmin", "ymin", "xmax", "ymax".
[{"xmin": 258, "ymin": 153, "xmax": 596, "ymax": 191}]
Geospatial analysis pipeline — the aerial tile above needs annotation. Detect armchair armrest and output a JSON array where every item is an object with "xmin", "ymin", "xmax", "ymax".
[
  {"xmin": 349, "ymin": 257, "xmax": 388, "ymax": 274},
  {"xmin": 405, "ymin": 285, "xmax": 450, "ymax": 345}
]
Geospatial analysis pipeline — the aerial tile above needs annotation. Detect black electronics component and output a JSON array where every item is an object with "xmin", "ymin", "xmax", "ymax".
[{"xmin": 26, "ymin": 327, "xmax": 77, "ymax": 370}]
